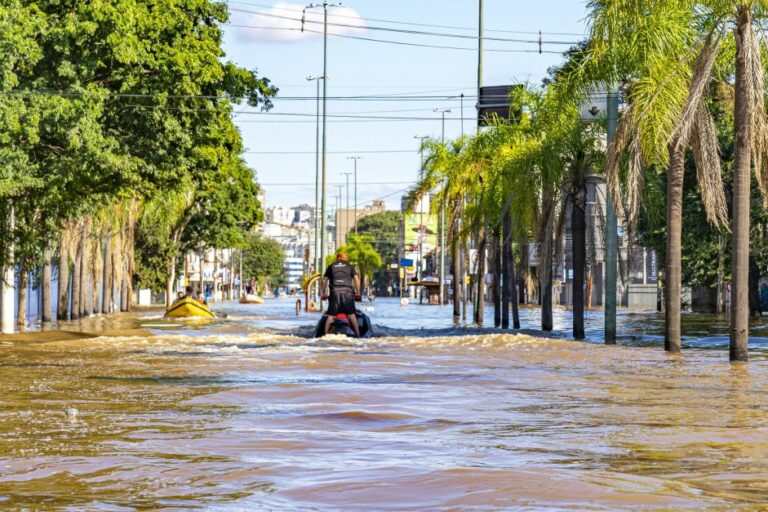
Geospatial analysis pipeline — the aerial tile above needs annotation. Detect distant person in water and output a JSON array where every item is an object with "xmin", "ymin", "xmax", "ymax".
[{"xmin": 321, "ymin": 251, "xmax": 361, "ymax": 336}]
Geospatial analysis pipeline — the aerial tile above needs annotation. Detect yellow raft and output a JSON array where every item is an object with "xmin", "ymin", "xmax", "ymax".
[{"xmin": 164, "ymin": 297, "xmax": 216, "ymax": 318}]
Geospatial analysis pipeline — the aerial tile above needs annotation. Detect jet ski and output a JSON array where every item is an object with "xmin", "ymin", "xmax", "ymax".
[{"xmin": 313, "ymin": 310, "xmax": 374, "ymax": 338}]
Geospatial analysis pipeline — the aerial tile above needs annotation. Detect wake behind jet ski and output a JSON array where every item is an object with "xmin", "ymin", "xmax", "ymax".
[{"xmin": 313, "ymin": 310, "xmax": 374, "ymax": 339}]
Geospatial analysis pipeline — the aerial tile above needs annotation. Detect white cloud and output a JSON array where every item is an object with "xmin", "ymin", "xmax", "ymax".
[{"xmin": 234, "ymin": 2, "xmax": 367, "ymax": 43}]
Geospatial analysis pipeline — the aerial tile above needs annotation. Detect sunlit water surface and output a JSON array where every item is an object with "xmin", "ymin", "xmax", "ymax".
[{"xmin": 3, "ymin": 298, "xmax": 768, "ymax": 510}]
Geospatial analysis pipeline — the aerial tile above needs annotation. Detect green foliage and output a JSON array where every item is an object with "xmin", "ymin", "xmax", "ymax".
[
  {"xmin": 0, "ymin": 1, "xmax": 276, "ymax": 285},
  {"xmin": 356, "ymin": 211, "xmax": 402, "ymax": 267},
  {"xmin": 241, "ymin": 233, "xmax": 285, "ymax": 288}
]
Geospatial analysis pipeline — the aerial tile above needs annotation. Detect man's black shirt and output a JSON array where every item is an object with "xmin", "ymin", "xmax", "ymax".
[{"xmin": 324, "ymin": 260, "xmax": 357, "ymax": 292}]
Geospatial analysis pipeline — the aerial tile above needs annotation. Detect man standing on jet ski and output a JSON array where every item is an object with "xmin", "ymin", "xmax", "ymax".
[{"xmin": 321, "ymin": 251, "xmax": 362, "ymax": 336}]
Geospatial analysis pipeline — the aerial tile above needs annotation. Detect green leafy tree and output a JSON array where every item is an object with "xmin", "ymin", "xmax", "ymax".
[
  {"xmin": 356, "ymin": 211, "xmax": 401, "ymax": 293},
  {"xmin": 242, "ymin": 234, "xmax": 285, "ymax": 291}
]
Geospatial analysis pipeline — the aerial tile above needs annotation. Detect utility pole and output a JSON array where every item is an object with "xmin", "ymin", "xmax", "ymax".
[
  {"xmin": 434, "ymin": 108, "xmax": 451, "ymax": 306},
  {"xmin": 304, "ymin": 2, "xmax": 342, "ymax": 297},
  {"xmin": 347, "ymin": 156, "xmax": 362, "ymax": 234},
  {"xmin": 1, "ymin": 206, "xmax": 15, "ymax": 334},
  {"xmin": 307, "ymin": 75, "xmax": 325, "ymax": 277},
  {"xmin": 477, "ymin": 0, "xmax": 484, "ymax": 133},
  {"xmin": 334, "ymin": 185, "xmax": 343, "ymax": 249},
  {"xmin": 605, "ymin": 85, "xmax": 619, "ymax": 344},
  {"xmin": 342, "ymin": 172, "xmax": 352, "ymax": 244}
]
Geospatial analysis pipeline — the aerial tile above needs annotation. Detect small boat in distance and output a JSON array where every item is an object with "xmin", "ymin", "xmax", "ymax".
[
  {"xmin": 164, "ymin": 297, "xmax": 216, "ymax": 318},
  {"xmin": 239, "ymin": 294, "xmax": 264, "ymax": 304}
]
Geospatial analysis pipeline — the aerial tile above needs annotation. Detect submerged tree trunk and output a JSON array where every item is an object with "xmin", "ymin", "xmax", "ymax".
[
  {"xmin": 42, "ymin": 248, "xmax": 53, "ymax": 323},
  {"xmin": 501, "ymin": 208, "xmax": 511, "ymax": 329},
  {"xmin": 572, "ymin": 199, "xmax": 587, "ymax": 340},
  {"xmin": 664, "ymin": 142, "xmax": 685, "ymax": 353},
  {"xmin": 57, "ymin": 230, "xmax": 70, "ymax": 321},
  {"xmin": 541, "ymin": 252, "xmax": 553, "ymax": 332},
  {"xmin": 474, "ymin": 233, "xmax": 486, "ymax": 326},
  {"xmin": 462, "ymin": 238, "xmax": 469, "ymax": 322},
  {"xmin": 452, "ymin": 220, "xmax": 461, "ymax": 322},
  {"xmin": 71, "ymin": 223, "xmax": 84, "ymax": 320},
  {"xmin": 492, "ymin": 226, "xmax": 501, "ymax": 328},
  {"xmin": 102, "ymin": 231, "xmax": 112, "ymax": 314},
  {"xmin": 17, "ymin": 267, "xmax": 27, "ymax": 328},
  {"xmin": 126, "ymin": 206, "xmax": 137, "ymax": 311},
  {"xmin": 731, "ymin": 9, "xmax": 752, "ymax": 361},
  {"xmin": 80, "ymin": 220, "xmax": 91, "ymax": 317},
  {"xmin": 165, "ymin": 256, "xmax": 176, "ymax": 309},
  {"xmin": 92, "ymin": 234, "xmax": 101, "ymax": 315}
]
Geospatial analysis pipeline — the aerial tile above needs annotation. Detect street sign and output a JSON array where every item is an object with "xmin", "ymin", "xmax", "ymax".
[{"xmin": 399, "ymin": 258, "xmax": 414, "ymax": 267}]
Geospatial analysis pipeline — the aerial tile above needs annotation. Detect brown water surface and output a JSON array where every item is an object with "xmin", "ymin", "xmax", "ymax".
[{"xmin": 2, "ymin": 307, "xmax": 768, "ymax": 510}]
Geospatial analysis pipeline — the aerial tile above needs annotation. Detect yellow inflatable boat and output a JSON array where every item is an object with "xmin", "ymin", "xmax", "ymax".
[{"xmin": 164, "ymin": 297, "xmax": 216, "ymax": 318}]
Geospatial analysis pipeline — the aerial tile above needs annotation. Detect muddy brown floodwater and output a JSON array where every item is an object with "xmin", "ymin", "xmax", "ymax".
[{"xmin": 2, "ymin": 301, "xmax": 768, "ymax": 510}]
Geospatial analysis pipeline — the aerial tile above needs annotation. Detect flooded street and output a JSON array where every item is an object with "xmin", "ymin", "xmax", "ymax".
[{"xmin": 3, "ymin": 299, "xmax": 768, "ymax": 510}]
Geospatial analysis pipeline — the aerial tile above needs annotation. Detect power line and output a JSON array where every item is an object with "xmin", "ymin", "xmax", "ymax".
[
  {"xmin": 227, "ymin": 24, "xmax": 564, "ymax": 54},
  {"xmin": 246, "ymin": 150, "xmax": 416, "ymax": 154},
  {"xmin": 225, "ymin": 0, "xmax": 588, "ymax": 37},
  {"xmin": 229, "ymin": 7, "xmax": 579, "ymax": 45},
  {"xmin": 261, "ymin": 181, "xmax": 414, "ymax": 186}
]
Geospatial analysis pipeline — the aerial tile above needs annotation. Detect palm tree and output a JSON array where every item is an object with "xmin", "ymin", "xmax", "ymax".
[
  {"xmin": 408, "ymin": 137, "xmax": 478, "ymax": 322},
  {"xmin": 579, "ymin": 0, "xmax": 731, "ymax": 353},
  {"xmin": 338, "ymin": 233, "xmax": 382, "ymax": 294}
]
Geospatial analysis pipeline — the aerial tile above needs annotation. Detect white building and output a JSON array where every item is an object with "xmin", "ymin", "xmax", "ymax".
[{"xmin": 284, "ymin": 257, "xmax": 304, "ymax": 290}]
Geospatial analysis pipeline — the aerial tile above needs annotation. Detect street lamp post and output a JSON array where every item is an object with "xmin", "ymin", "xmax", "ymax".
[
  {"xmin": 341, "ymin": 172, "xmax": 352, "ymax": 245},
  {"xmin": 434, "ymin": 108, "xmax": 451, "ymax": 306},
  {"xmin": 334, "ymin": 185, "xmax": 343, "ymax": 249},
  {"xmin": 306, "ymin": 75, "xmax": 325, "ymax": 276},
  {"xmin": 346, "ymin": 156, "xmax": 362, "ymax": 234}
]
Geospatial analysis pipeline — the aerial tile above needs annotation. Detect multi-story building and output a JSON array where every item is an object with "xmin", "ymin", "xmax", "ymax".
[{"xmin": 334, "ymin": 200, "xmax": 386, "ymax": 247}]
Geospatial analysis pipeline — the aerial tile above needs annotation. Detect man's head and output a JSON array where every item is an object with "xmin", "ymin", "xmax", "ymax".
[
  {"xmin": 336, "ymin": 251, "xmax": 348, "ymax": 262},
  {"xmin": 185, "ymin": 285, "xmax": 193, "ymax": 294}
]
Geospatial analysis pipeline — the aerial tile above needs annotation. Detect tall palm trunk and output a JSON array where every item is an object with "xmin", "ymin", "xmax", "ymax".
[
  {"xmin": 492, "ymin": 226, "xmax": 501, "ymax": 328},
  {"xmin": 17, "ymin": 267, "xmax": 27, "ymax": 328},
  {"xmin": 730, "ymin": 9, "xmax": 752, "ymax": 361},
  {"xmin": 572, "ymin": 199, "xmax": 587, "ymax": 340},
  {"xmin": 541, "ymin": 247, "xmax": 553, "ymax": 332},
  {"xmin": 462, "ymin": 238, "xmax": 469, "ymax": 322},
  {"xmin": 501, "ymin": 207, "xmax": 511, "ymax": 329},
  {"xmin": 452, "ymin": 240, "xmax": 461, "ymax": 322},
  {"xmin": 41, "ymin": 248, "xmax": 52, "ymax": 323},
  {"xmin": 452, "ymin": 212, "xmax": 461, "ymax": 322},
  {"xmin": 664, "ymin": 142, "xmax": 685, "ymax": 352},
  {"xmin": 57, "ymin": 230, "xmax": 70, "ymax": 321},
  {"xmin": 474, "ymin": 233, "xmax": 486, "ymax": 326}
]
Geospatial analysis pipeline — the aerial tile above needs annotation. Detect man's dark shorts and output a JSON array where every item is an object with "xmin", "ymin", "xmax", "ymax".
[{"xmin": 327, "ymin": 290, "xmax": 356, "ymax": 316}]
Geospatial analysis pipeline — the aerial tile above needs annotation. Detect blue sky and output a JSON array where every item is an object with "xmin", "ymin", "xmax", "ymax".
[{"xmin": 221, "ymin": 1, "xmax": 591, "ymax": 210}]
